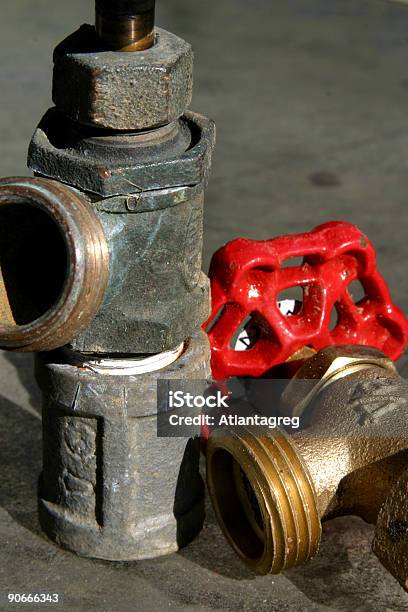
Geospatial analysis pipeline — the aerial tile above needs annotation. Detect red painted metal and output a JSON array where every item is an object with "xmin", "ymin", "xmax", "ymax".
[{"xmin": 204, "ymin": 221, "xmax": 408, "ymax": 379}]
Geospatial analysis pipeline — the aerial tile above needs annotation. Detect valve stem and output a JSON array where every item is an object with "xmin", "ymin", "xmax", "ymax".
[{"xmin": 96, "ymin": 0, "xmax": 156, "ymax": 52}]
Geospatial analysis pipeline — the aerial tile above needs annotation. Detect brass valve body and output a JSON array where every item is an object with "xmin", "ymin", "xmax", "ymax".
[{"xmin": 206, "ymin": 346, "xmax": 408, "ymax": 591}]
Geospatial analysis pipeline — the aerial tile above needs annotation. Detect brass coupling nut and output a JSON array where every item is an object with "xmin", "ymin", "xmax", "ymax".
[
  {"xmin": 0, "ymin": 177, "xmax": 109, "ymax": 351},
  {"xmin": 206, "ymin": 345, "xmax": 408, "ymax": 590}
]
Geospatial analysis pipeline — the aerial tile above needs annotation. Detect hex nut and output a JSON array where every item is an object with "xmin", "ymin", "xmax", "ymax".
[
  {"xmin": 52, "ymin": 25, "xmax": 193, "ymax": 130},
  {"xmin": 280, "ymin": 345, "xmax": 397, "ymax": 417},
  {"xmin": 28, "ymin": 110, "xmax": 215, "ymax": 197}
]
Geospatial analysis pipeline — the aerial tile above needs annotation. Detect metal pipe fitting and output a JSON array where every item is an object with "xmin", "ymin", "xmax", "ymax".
[
  {"xmin": 35, "ymin": 330, "xmax": 210, "ymax": 560},
  {"xmin": 95, "ymin": 0, "xmax": 156, "ymax": 51},
  {"xmin": 206, "ymin": 425, "xmax": 321, "ymax": 575},
  {"xmin": 0, "ymin": 177, "xmax": 109, "ymax": 352},
  {"xmin": 1, "ymin": 0, "xmax": 215, "ymax": 561},
  {"xmin": 27, "ymin": 115, "xmax": 214, "ymax": 354},
  {"xmin": 206, "ymin": 346, "xmax": 408, "ymax": 590},
  {"xmin": 27, "ymin": 17, "xmax": 215, "ymax": 354},
  {"xmin": 51, "ymin": 25, "xmax": 194, "ymax": 131}
]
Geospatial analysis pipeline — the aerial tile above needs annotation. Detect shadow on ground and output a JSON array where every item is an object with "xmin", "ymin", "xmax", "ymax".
[{"xmin": 0, "ymin": 392, "xmax": 41, "ymax": 535}]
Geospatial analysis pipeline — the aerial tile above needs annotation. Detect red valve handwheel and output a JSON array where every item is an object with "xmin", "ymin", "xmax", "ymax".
[{"xmin": 204, "ymin": 221, "xmax": 408, "ymax": 379}]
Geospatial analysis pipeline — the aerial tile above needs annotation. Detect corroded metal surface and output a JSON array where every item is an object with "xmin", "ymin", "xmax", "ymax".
[
  {"xmin": 0, "ymin": 0, "xmax": 215, "ymax": 563},
  {"xmin": 69, "ymin": 185, "xmax": 210, "ymax": 354},
  {"xmin": 28, "ymin": 110, "xmax": 215, "ymax": 197},
  {"xmin": 26, "ymin": 99, "xmax": 215, "ymax": 353},
  {"xmin": 25, "ymin": 107, "xmax": 215, "ymax": 353},
  {"xmin": 20, "ymin": 4, "xmax": 216, "ymax": 356},
  {"xmin": 36, "ymin": 330, "xmax": 211, "ymax": 560},
  {"xmin": 52, "ymin": 26, "xmax": 193, "ymax": 130},
  {"xmin": 0, "ymin": 175, "xmax": 212, "ymax": 355}
]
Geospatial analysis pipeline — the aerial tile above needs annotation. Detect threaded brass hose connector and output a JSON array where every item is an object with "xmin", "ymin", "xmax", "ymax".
[
  {"xmin": 206, "ymin": 346, "xmax": 408, "ymax": 590},
  {"xmin": 206, "ymin": 425, "xmax": 321, "ymax": 574}
]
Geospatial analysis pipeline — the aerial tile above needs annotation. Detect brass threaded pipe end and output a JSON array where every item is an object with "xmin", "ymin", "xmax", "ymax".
[
  {"xmin": 206, "ymin": 426, "xmax": 321, "ymax": 574},
  {"xmin": 0, "ymin": 177, "xmax": 109, "ymax": 352}
]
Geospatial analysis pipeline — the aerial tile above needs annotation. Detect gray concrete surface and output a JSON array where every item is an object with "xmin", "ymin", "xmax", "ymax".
[{"xmin": 1, "ymin": 0, "xmax": 408, "ymax": 610}]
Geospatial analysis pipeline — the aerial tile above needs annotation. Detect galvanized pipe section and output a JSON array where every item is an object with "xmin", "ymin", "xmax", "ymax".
[
  {"xmin": 36, "ymin": 330, "xmax": 210, "ymax": 560},
  {"xmin": 0, "ymin": 0, "xmax": 216, "ymax": 562},
  {"xmin": 95, "ymin": 0, "xmax": 156, "ymax": 51}
]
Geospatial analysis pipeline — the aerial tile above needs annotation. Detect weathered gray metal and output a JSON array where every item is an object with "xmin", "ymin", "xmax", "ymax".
[
  {"xmin": 26, "ymin": 70, "xmax": 215, "ymax": 353},
  {"xmin": 0, "ymin": 173, "xmax": 211, "ymax": 354},
  {"xmin": 27, "ymin": 115, "xmax": 214, "ymax": 352},
  {"xmin": 70, "ymin": 185, "xmax": 210, "ymax": 354},
  {"xmin": 29, "ymin": 111, "xmax": 215, "ymax": 198},
  {"xmin": 0, "ymin": 0, "xmax": 216, "ymax": 562},
  {"xmin": 52, "ymin": 25, "xmax": 193, "ymax": 130},
  {"xmin": 36, "ymin": 330, "xmax": 210, "ymax": 560}
]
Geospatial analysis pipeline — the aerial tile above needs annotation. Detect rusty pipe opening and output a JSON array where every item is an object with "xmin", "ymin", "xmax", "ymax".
[
  {"xmin": 0, "ymin": 177, "xmax": 109, "ymax": 352},
  {"xmin": 206, "ymin": 427, "xmax": 321, "ymax": 575},
  {"xmin": 95, "ymin": 0, "xmax": 156, "ymax": 51}
]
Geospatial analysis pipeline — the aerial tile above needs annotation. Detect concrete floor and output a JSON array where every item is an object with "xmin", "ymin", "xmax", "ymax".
[{"xmin": 1, "ymin": 0, "xmax": 408, "ymax": 610}]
